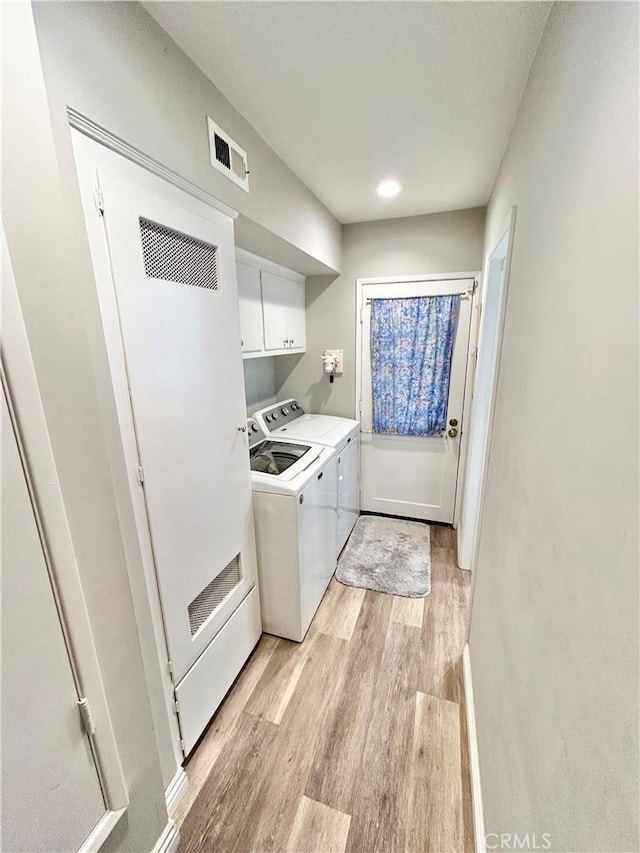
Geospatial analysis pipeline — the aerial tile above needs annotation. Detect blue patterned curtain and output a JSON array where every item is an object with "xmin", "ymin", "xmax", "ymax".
[{"xmin": 370, "ymin": 294, "xmax": 459, "ymax": 436}]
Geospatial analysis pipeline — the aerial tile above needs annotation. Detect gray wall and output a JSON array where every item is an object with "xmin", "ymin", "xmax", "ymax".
[
  {"xmin": 31, "ymin": 1, "xmax": 341, "ymax": 275},
  {"xmin": 276, "ymin": 208, "xmax": 485, "ymax": 417},
  {"xmin": 2, "ymin": 5, "xmax": 168, "ymax": 850},
  {"xmin": 469, "ymin": 3, "xmax": 639, "ymax": 851},
  {"xmin": 244, "ymin": 358, "xmax": 278, "ymax": 415}
]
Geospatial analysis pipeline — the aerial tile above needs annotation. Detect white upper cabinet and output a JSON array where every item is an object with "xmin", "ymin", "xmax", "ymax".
[
  {"xmin": 236, "ymin": 250, "xmax": 306, "ymax": 358},
  {"xmin": 262, "ymin": 271, "xmax": 306, "ymax": 353},
  {"xmin": 237, "ymin": 262, "xmax": 264, "ymax": 353}
]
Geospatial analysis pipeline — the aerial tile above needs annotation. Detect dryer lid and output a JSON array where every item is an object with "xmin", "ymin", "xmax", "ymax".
[{"xmin": 272, "ymin": 414, "xmax": 358, "ymax": 447}]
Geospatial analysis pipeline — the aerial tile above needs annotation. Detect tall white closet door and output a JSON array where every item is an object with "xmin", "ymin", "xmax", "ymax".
[
  {"xmin": 1, "ymin": 392, "xmax": 105, "ymax": 852},
  {"xmin": 98, "ymin": 170, "xmax": 255, "ymax": 683}
]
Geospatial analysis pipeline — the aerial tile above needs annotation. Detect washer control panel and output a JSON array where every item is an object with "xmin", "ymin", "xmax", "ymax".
[{"xmin": 260, "ymin": 400, "xmax": 305, "ymax": 431}]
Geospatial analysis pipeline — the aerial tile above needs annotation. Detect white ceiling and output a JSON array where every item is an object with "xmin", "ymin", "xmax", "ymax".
[{"xmin": 144, "ymin": 1, "xmax": 551, "ymax": 224}]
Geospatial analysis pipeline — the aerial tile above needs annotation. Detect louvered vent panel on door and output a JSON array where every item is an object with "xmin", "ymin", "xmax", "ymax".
[
  {"xmin": 188, "ymin": 555, "xmax": 242, "ymax": 636},
  {"xmin": 139, "ymin": 217, "xmax": 219, "ymax": 290}
]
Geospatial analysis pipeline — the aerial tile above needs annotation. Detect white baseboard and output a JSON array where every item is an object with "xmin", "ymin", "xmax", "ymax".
[
  {"xmin": 152, "ymin": 820, "xmax": 180, "ymax": 853},
  {"xmin": 78, "ymin": 807, "xmax": 127, "ymax": 852},
  {"xmin": 165, "ymin": 767, "xmax": 188, "ymax": 819},
  {"xmin": 463, "ymin": 643, "xmax": 486, "ymax": 853}
]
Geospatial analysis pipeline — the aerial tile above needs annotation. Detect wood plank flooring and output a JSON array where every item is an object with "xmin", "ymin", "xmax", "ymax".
[
  {"xmin": 178, "ymin": 524, "xmax": 472, "ymax": 852},
  {"xmin": 286, "ymin": 797, "xmax": 351, "ymax": 853}
]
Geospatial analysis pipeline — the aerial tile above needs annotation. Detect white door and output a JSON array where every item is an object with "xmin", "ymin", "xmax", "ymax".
[
  {"xmin": 237, "ymin": 261, "xmax": 264, "ymax": 354},
  {"xmin": 359, "ymin": 279, "xmax": 473, "ymax": 523},
  {"xmin": 2, "ymin": 391, "xmax": 105, "ymax": 853},
  {"xmin": 98, "ymin": 169, "xmax": 255, "ymax": 684}
]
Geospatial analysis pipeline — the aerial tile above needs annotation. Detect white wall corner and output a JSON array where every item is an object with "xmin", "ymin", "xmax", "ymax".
[
  {"xmin": 152, "ymin": 820, "xmax": 180, "ymax": 853},
  {"xmin": 463, "ymin": 643, "xmax": 486, "ymax": 853},
  {"xmin": 165, "ymin": 767, "xmax": 188, "ymax": 820}
]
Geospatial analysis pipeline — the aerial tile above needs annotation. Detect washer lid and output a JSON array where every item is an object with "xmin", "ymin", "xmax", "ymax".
[
  {"xmin": 249, "ymin": 439, "xmax": 313, "ymax": 475},
  {"xmin": 250, "ymin": 442, "xmax": 331, "ymax": 496}
]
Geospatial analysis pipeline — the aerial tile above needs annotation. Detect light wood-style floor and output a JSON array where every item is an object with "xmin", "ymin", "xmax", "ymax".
[{"xmin": 177, "ymin": 524, "xmax": 473, "ymax": 853}]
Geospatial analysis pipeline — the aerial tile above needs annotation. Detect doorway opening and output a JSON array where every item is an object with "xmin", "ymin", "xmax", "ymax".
[{"xmin": 458, "ymin": 208, "xmax": 516, "ymax": 570}]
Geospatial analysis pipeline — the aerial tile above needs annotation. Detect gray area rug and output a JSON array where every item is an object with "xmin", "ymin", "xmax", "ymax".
[{"xmin": 336, "ymin": 515, "xmax": 431, "ymax": 598}]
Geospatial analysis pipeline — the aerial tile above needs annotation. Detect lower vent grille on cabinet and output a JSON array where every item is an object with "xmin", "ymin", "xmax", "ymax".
[{"xmin": 188, "ymin": 555, "xmax": 241, "ymax": 636}]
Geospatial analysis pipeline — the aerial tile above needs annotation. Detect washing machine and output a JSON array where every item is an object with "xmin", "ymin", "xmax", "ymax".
[
  {"xmin": 253, "ymin": 400, "xmax": 360, "ymax": 555},
  {"xmin": 247, "ymin": 418, "xmax": 337, "ymax": 642}
]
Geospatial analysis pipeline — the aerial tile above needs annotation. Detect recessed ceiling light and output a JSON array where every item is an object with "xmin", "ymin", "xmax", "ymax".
[{"xmin": 376, "ymin": 179, "xmax": 402, "ymax": 198}]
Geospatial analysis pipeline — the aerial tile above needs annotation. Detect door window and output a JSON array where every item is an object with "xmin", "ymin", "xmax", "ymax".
[{"xmin": 370, "ymin": 294, "xmax": 459, "ymax": 436}]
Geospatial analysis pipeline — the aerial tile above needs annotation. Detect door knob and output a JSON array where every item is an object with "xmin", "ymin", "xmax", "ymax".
[
  {"xmin": 449, "ymin": 418, "xmax": 458, "ymax": 427},
  {"xmin": 448, "ymin": 427, "xmax": 458, "ymax": 438}
]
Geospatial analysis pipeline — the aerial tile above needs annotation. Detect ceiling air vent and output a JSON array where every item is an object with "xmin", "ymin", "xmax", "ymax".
[{"xmin": 207, "ymin": 117, "xmax": 249, "ymax": 192}]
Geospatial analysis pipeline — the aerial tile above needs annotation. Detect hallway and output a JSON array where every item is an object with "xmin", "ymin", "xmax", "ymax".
[{"xmin": 177, "ymin": 526, "xmax": 473, "ymax": 852}]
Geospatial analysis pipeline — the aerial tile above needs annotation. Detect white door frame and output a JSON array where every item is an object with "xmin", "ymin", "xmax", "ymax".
[
  {"xmin": 2, "ymin": 228, "xmax": 129, "ymax": 848},
  {"xmin": 355, "ymin": 271, "xmax": 481, "ymax": 524},
  {"xmin": 458, "ymin": 207, "xmax": 517, "ymax": 571}
]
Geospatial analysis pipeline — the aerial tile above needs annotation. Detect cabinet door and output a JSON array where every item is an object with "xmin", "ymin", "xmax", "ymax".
[
  {"xmin": 337, "ymin": 436, "xmax": 360, "ymax": 555},
  {"xmin": 285, "ymin": 279, "xmax": 306, "ymax": 350},
  {"xmin": 261, "ymin": 271, "xmax": 291, "ymax": 351},
  {"xmin": 237, "ymin": 262, "xmax": 264, "ymax": 354}
]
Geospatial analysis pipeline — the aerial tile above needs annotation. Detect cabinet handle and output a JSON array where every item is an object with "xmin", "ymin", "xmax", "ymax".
[{"xmin": 317, "ymin": 471, "xmax": 323, "ymax": 480}]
